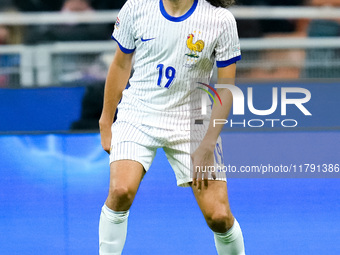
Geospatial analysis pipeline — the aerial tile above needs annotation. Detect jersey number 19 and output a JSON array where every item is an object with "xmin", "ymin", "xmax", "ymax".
[{"xmin": 157, "ymin": 64, "xmax": 176, "ymax": 89}]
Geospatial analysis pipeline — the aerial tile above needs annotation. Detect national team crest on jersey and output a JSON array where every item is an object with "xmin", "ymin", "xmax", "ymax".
[
  {"xmin": 115, "ymin": 17, "xmax": 120, "ymax": 30},
  {"xmin": 186, "ymin": 33, "xmax": 205, "ymax": 59}
]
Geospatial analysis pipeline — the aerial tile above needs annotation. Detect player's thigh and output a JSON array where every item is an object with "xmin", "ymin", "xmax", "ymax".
[
  {"xmin": 106, "ymin": 159, "xmax": 145, "ymax": 211},
  {"xmin": 192, "ymin": 180, "xmax": 234, "ymax": 229}
]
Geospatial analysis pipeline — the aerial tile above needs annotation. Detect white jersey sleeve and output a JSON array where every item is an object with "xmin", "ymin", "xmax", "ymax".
[
  {"xmin": 214, "ymin": 11, "xmax": 241, "ymax": 68},
  {"xmin": 112, "ymin": 1, "xmax": 136, "ymax": 53}
]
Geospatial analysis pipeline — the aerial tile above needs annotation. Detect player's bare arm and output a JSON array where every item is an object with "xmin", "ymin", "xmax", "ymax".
[
  {"xmin": 99, "ymin": 48, "xmax": 134, "ymax": 153},
  {"xmin": 192, "ymin": 63, "xmax": 236, "ymax": 190}
]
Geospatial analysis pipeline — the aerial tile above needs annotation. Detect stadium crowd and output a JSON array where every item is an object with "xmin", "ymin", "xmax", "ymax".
[{"xmin": 1, "ymin": 0, "xmax": 339, "ymax": 44}]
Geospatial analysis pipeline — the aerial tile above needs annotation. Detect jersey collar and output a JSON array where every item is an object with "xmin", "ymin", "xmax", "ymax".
[{"xmin": 160, "ymin": 0, "xmax": 198, "ymax": 22}]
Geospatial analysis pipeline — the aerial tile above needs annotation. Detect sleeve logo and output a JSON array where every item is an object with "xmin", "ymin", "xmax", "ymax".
[
  {"xmin": 115, "ymin": 17, "xmax": 120, "ymax": 30},
  {"xmin": 232, "ymin": 44, "xmax": 240, "ymax": 53}
]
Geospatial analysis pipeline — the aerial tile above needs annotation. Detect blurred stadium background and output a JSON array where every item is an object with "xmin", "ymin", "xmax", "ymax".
[{"xmin": 0, "ymin": 0, "xmax": 340, "ymax": 254}]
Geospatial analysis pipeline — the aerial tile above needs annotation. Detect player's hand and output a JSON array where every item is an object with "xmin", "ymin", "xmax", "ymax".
[
  {"xmin": 99, "ymin": 117, "xmax": 112, "ymax": 154},
  {"xmin": 191, "ymin": 144, "xmax": 216, "ymax": 191}
]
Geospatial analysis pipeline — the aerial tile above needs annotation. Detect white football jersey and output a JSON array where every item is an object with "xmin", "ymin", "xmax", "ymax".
[{"xmin": 112, "ymin": 0, "xmax": 241, "ymax": 130}]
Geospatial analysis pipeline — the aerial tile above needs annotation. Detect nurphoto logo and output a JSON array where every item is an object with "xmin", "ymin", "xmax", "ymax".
[{"xmin": 199, "ymin": 83, "xmax": 312, "ymax": 128}]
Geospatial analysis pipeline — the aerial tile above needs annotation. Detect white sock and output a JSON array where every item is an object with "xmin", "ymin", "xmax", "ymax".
[
  {"xmin": 214, "ymin": 219, "xmax": 245, "ymax": 255},
  {"xmin": 99, "ymin": 204, "xmax": 129, "ymax": 255}
]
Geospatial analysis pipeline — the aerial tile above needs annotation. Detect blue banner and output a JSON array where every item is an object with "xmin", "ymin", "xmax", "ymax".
[{"xmin": 0, "ymin": 132, "xmax": 339, "ymax": 255}]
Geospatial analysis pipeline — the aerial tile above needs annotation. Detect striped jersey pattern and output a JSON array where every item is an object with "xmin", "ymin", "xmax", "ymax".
[{"xmin": 112, "ymin": 0, "xmax": 241, "ymax": 130}]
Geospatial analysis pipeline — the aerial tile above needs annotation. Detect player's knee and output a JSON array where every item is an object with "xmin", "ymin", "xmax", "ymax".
[
  {"xmin": 206, "ymin": 210, "xmax": 233, "ymax": 233},
  {"xmin": 108, "ymin": 185, "xmax": 134, "ymax": 210}
]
